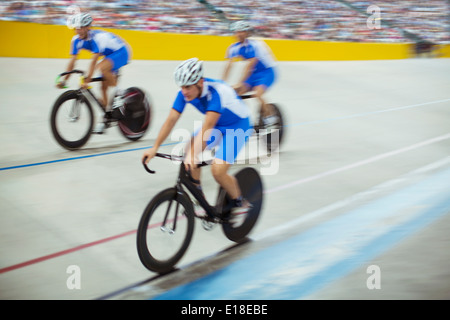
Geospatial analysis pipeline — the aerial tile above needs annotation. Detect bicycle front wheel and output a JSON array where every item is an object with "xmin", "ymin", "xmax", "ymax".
[
  {"xmin": 137, "ymin": 188, "xmax": 195, "ymax": 274},
  {"xmin": 50, "ymin": 90, "xmax": 94, "ymax": 150}
]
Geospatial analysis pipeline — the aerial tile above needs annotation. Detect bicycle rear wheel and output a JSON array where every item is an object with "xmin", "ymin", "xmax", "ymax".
[
  {"xmin": 50, "ymin": 90, "xmax": 94, "ymax": 150},
  {"xmin": 137, "ymin": 188, "xmax": 195, "ymax": 274},
  {"xmin": 218, "ymin": 167, "xmax": 264, "ymax": 242},
  {"xmin": 117, "ymin": 87, "xmax": 151, "ymax": 141}
]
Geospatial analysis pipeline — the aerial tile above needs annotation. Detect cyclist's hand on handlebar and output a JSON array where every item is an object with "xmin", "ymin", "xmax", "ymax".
[
  {"xmin": 56, "ymin": 80, "xmax": 66, "ymax": 89},
  {"xmin": 233, "ymin": 83, "xmax": 243, "ymax": 91},
  {"xmin": 142, "ymin": 148, "xmax": 157, "ymax": 165},
  {"xmin": 183, "ymin": 153, "xmax": 199, "ymax": 172},
  {"xmin": 80, "ymin": 77, "xmax": 91, "ymax": 89}
]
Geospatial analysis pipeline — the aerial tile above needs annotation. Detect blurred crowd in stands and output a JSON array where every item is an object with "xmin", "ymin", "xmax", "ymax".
[{"xmin": 0, "ymin": 0, "xmax": 449, "ymax": 43}]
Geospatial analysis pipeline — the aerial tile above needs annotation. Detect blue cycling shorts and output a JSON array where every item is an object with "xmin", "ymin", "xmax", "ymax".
[
  {"xmin": 105, "ymin": 46, "xmax": 130, "ymax": 73},
  {"xmin": 244, "ymin": 67, "xmax": 276, "ymax": 90},
  {"xmin": 194, "ymin": 117, "xmax": 252, "ymax": 164}
]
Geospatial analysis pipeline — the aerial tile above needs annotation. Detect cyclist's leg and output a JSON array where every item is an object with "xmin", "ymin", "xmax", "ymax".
[
  {"xmin": 97, "ymin": 58, "xmax": 117, "ymax": 111},
  {"xmin": 211, "ymin": 161, "xmax": 241, "ymax": 199},
  {"xmin": 252, "ymin": 68, "xmax": 276, "ymax": 118},
  {"xmin": 185, "ymin": 126, "xmax": 223, "ymax": 193},
  {"xmin": 184, "ymin": 135, "xmax": 202, "ymax": 187},
  {"xmin": 253, "ymin": 84, "xmax": 270, "ymax": 117},
  {"xmin": 234, "ymin": 82, "xmax": 251, "ymax": 96},
  {"xmin": 98, "ymin": 47, "xmax": 129, "ymax": 110},
  {"xmin": 211, "ymin": 118, "xmax": 251, "ymax": 201}
]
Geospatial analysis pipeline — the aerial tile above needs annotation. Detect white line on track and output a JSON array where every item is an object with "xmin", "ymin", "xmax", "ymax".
[
  {"xmin": 287, "ymin": 98, "xmax": 450, "ymax": 127},
  {"xmin": 255, "ymin": 154, "xmax": 450, "ymax": 241},
  {"xmin": 265, "ymin": 133, "xmax": 450, "ymax": 194}
]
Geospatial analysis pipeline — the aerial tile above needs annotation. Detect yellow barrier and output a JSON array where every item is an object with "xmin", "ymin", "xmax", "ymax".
[
  {"xmin": 1, "ymin": 20, "xmax": 448, "ymax": 61},
  {"xmin": 0, "ymin": 21, "xmax": 233, "ymax": 60}
]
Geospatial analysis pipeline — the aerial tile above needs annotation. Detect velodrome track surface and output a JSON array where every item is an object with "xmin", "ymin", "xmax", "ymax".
[{"xmin": 0, "ymin": 57, "xmax": 449, "ymax": 300}]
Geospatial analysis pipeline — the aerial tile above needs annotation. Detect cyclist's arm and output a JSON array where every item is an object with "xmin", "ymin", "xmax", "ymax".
[
  {"xmin": 62, "ymin": 35, "xmax": 80, "ymax": 82},
  {"xmin": 142, "ymin": 108, "xmax": 181, "ymax": 163},
  {"xmin": 56, "ymin": 54, "xmax": 77, "ymax": 88},
  {"xmin": 62, "ymin": 55, "xmax": 78, "ymax": 81},
  {"xmin": 222, "ymin": 58, "xmax": 233, "ymax": 82},
  {"xmin": 155, "ymin": 108, "xmax": 181, "ymax": 149},
  {"xmin": 238, "ymin": 57, "xmax": 258, "ymax": 84},
  {"xmin": 85, "ymin": 53, "xmax": 101, "ymax": 82},
  {"xmin": 188, "ymin": 111, "xmax": 221, "ymax": 163}
]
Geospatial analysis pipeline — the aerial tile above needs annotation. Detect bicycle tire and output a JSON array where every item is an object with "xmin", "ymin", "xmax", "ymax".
[
  {"xmin": 258, "ymin": 103, "xmax": 284, "ymax": 153},
  {"xmin": 118, "ymin": 87, "xmax": 151, "ymax": 141},
  {"xmin": 219, "ymin": 167, "xmax": 264, "ymax": 242},
  {"xmin": 137, "ymin": 188, "xmax": 195, "ymax": 274},
  {"xmin": 50, "ymin": 90, "xmax": 94, "ymax": 150}
]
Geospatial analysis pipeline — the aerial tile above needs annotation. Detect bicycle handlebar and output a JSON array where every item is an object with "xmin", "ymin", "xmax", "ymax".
[
  {"xmin": 56, "ymin": 70, "xmax": 104, "ymax": 88},
  {"xmin": 59, "ymin": 70, "xmax": 85, "ymax": 77},
  {"xmin": 239, "ymin": 93, "xmax": 256, "ymax": 100},
  {"xmin": 142, "ymin": 152, "xmax": 211, "ymax": 175}
]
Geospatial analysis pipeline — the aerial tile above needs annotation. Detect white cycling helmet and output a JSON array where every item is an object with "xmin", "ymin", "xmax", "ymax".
[
  {"xmin": 174, "ymin": 58, "xmax": 204, "ymax": 87},
  {"xmin": 230, "ymin": 20, "xmax": 253, "ymax": 32},
  {"xmin": 70, "ymin": 13, "xmax": 93, "ymax": 29}
]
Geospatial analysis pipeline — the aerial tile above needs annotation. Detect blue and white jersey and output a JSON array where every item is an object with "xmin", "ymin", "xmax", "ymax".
[
  {"xmin": 172, "ymin": 78, "xmax": 250, "ymax": 127},
  {"xmin": 70, "ymin": 30, "xmax": 127, "ymax": 56},
  {"xmin": 226, "ymin": 39, "xmax": 276, "ymax": 73}
]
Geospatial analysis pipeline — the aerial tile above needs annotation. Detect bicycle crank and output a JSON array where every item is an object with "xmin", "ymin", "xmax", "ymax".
[{"xmin": 202, "ymin": 219, "xmax": 216, "ymax": 231}]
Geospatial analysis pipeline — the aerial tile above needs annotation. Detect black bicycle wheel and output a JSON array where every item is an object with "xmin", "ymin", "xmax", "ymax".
[
  {"xmin": 219, "ymin": 167, "xmax": 264, "ymax": 242},
  {"xmin": 50, "ymin": 90, "xmax": 94, "ymax": 150},
  {"xmin": 137, "ymin": 188, "xmax": 195, "ymax": 274},
  {"xmin": 118, "ymin": 87, "xmax": 151, "ymax": 141},
  {"xmin": 258, "ymin": 103, "xmax": 284, "ymax": 153}
]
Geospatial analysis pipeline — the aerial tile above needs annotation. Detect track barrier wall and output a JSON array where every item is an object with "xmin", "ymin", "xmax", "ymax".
[{"xmin": 1, "ymin": 21, "xmax": 449, "ymax": 61}]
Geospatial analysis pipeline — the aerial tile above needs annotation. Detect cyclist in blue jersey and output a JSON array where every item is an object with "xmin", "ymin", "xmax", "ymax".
[
  {"xmin": 142, "ymin": 58, "xmax": 252, "ymax": 219},
  {"xmin": 56, "ymin": 13, "xmax": 131, "ymax": 133},
  {"xmin": 223, "ymin": 21, "xmax": 278, "ymax": 126}
]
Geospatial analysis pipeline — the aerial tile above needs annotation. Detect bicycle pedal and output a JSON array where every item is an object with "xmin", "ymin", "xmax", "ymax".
[
  {"xmin": 104, "ymin": 120, "xmax": 117, "ymax": 127},
  {"xmin": 201, "ymin": 219, "xmax": 216, "ymax": 231}
]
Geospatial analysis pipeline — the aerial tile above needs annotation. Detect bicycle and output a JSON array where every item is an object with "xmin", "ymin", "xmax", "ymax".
[
  {"xmin": 240, "ymin": 93, "xmax": 285, "ymax": 153},
  {"xmin": 50, "ymin": 70, "xmax": 151, "ymax": 150},
  {"xmin": 136, "ymin": 152, "xmax": 264, "ymax": 274}
]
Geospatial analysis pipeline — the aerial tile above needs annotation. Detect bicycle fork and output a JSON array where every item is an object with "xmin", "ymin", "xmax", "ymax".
[
  {"xmin": 68, "ymin": 98, "xmax": 81, "ymax": 122},
  {"xmin": 160, "ymin": 187, "xmax": 186, "ymax": 235},
  {"xmin": 160, "ymin": 198, "xmax": 180, "ymax": 235}
]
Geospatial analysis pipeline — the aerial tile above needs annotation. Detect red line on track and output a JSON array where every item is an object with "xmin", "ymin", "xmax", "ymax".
[
  {"xmin": 2, "ymin": 214, "xmax": 171, "ymax": 275},
  {"xmin": 0, "ymin": 216, "xmax": 184, "ymax": 274},
  {"xmin": 0, "ymin": 229, "xmax": 138, "ymax": 274}
]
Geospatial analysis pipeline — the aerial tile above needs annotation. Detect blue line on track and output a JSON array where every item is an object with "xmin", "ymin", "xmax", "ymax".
[
  {"xmin": 0, "ymin": 142, "xmax": 178, "ymax": 171},
  {"xmin": 2, "ymin": 98, "xmax": 448, "ymax": 172},
  {"xmin": 152, "ymin": 166, "xmax": 450, "ymax": 300}
]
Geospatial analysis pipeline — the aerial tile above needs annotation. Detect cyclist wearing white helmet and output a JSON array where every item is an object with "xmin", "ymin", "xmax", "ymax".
[
  {"xmin": 223, "ymin": 20, "xmax": 278, "ymax": 126},
  {"xmin": 142, "ymin": 58, "xmax": 253, "ymax": 219},
  {"xmin": 57, "ymin": 12, "xmax": 132, "ymax": 133}
]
